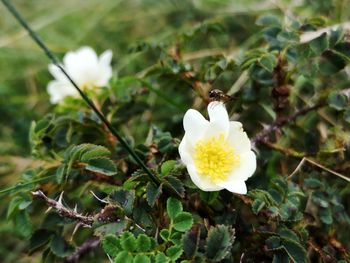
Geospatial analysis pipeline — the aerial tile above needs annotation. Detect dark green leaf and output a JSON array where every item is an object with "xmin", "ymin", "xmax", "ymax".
[
  {"xmin": 29, "ymin": 229, "xmax": 53, "ymax": 253},
  {"xmin": 281, "ymin": 238, "xmax": 307, "ymax": 263},
  {"xmin": 133, "ymin": 255, "xmax": 151, "ymax": 263},
  {"xmin": 160, "ymin": 160, "xmax": 177, "ymax": 176},
  {"xmin": 85, "ymin": 158, "xmax": 117, "ymax": 176},
  {"xmin": 328, "ymin": 92, "xmax": 348, "ymax": 111},
  {"xmin": 50, "ymin": 235, "xmax": 74, "ymax": 257},
  {"xmin": 146, "ymin": 183, "xmax": 162, "ymax": 207},
  {"xmin": 309, "ymin": 33, "xmax": 328, "ymax": 54},
  {"xmin": 252, "ymin": 198, "xmax": 266, "ymax": 214},
  {"xmin": 206, "ymin": 225, "xmax": 235, "ymax": 262},
  {"xmin": 120, "ymin": 232, "xmax": 137, "ymax": 252}
]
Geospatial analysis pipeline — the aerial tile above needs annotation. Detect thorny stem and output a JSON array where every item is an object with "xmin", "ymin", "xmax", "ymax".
[
  {"xmin": 1, "ymin": 0, "xmax": 160, "ymax": 187},
  {"xmin": 32, "ymin": 190, "xmax": 94, "ymax": 227}
]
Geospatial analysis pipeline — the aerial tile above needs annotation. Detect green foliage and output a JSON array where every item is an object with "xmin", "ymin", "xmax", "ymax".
[{"xmin": 206, "ymin": 225, "xmax": 235, "ymax": 262}]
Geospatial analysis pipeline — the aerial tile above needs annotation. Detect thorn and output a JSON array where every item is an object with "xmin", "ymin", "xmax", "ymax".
[
  {"xmin": 45, "ymin": 207, "xmax": 53, "ymax": 214},
  {"xmin": 71, "ymin": 223, "xmax": 81, "ymax": 240},
  {"xmin": 57, "ymin": 191, "xmax": 64, "ymax": 206},
  {"xmin": 74, "ymin": 204, "xmax": 78, "ymax": 213}
]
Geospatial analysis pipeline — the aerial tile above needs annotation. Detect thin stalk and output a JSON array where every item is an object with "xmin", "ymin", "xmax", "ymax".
[{"xmin": 1, "ymin": 0, "xmax": 159, "ymax": 185}]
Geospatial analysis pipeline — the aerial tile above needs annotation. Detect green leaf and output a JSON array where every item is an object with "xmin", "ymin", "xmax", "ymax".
[
  {"xmin": 29, "ymin": 229, "xmax": 54, "ymax": 253},
  {"xmin": 182, "ymin": 226, "xmax": 200, "ymax": 257},
  {"xmin": 120, "ymin": 232, "xmax": 137, "ymax": 252},
  {"xmin": 85, "ymin": 158, "xmax": 117, "ymax": 176},
  {"xmin": 167, "ymin": 197, "xmax": 183, "ymax": 220},
  {"xmin": 281, "ymin": 238, "xmax": 307, "ymax": 263},
  {"xmin": 328, "ymin": 92, "xmax": 348, "ymax": 111},
  {"xmin": 164, "ymin": 176, "xmax": 185, "ymax": 198},
  {"xmin": 136, "ymin": 234, "xmax": 151, "ymax": 252},
  {"xmin": 278, "ymin": 228, "xmax": 299, "ymax": 243},
  {"xmin": 114, "ymin": 251, "xmax": 133, "ymax": 263},
  {"xmin": 109, "ymin": 189, "xmax": 135, "ymax": 216},
  {"xmin": 161, "ymin": 160, "xmax": 177, "ymax": 176},
  {"xmin": 102, "ymin": 234, "xmax": 122, "ymax": 258},
  {"xmin": 272, "ymin": 251, "xmax": 289, "ymax": 263},
  {"xmin": 55, "ymin": 164, "xmax": 66, "ymax": 184},
  {"xmin": 309, "ymin": 33, "xmax": 328, "ymax": 55},
  {"xmin": 160, "ymin": 229, "xmax": 170, "ymax": 241},
  {"xmin": 199, "ymin": 191, "xmax": 219, "ymax": 205},
  {"xmin": 252, "ymin": 198, "xmax": 266, "ymax": 214},
  {"xmin": 266, "ymin": 236, "xmax": 282, "ymax": 250},
  {"xmin": 259, "ymin": 54, "xmax": 276, "ymax": 72},
  {"xmin": 133, "ymin": 255, "xmax": 151, "ymax": 263},
  {"xmin": 206, "ymin": 225, "xmax": 235, "ymax": 262},
  {"xmin": 319, "ymin": 208, "xmax": 333, "ymax": 224},
  {"xmin": 304, "ymin": 178, "xmax": 323, "ymax": 189},
  {"xmin": 256, "ymin": 15, "xmax": 281, "ymax": 27},
  {"xmin": 146, "ymin": 183, "xmax": 162, "ymax": 207},
  {"xmin": 154, "ymin": 253, "xmax": 168, "ymax": 263},
  {"xmin": 173, "ymin": 212, "xmax": 193, "ymax": 232},
  {"xmin": 81, "ymin": 145, "xmax": 111, "ymax": 162},
  {"xmin": 343, "ymin": 107, "xmax": 350, "ymax": 123},
  {"xmin": 50, "ymin": 235, "xmax": 74, "ymax": 257},
  {"xmin": 166, "ymin": 245, "xmax": 183, "ymax": 262},
  {"xmin": 14, "ymin": 210, "xmax": 33, "ymax": 238}
]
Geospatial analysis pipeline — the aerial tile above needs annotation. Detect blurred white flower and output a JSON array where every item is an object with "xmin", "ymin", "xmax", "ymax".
[
  {"xmin": 179, "ymin": 102, "xmax": 256, "ymax": 194},
  {"xmin": 47, "ymin": 46, "xmax": 113, "ymax": 104}
]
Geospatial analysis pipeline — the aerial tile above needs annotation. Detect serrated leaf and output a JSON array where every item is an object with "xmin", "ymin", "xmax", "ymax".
[
  {"xmin": 252, "ymin": 198, "xmax": 266, "ymax": 214},
  {"xmin": 85, "ymin": 158, "xmax": 117, "ymax": 176},
  {"xmin": 259, "ymin": 54, "xmax": 276, "ymax": 72},
  {"xmin": 136, "ymin": 234, "xmax": 151, "ymax": 252},
  {"xmin": 120, "ymin": 232, "xmax": 137, "ymax": 252},
  {"xmin": 29, "ymin": 229, "xmax": 54, "ymax": 253},
  {"xmin": 102, "ymin": 235, "xmax": 122, "ymax": 258},
  {"xmin": 109, "ymin": 189, "xmax": 135, "ymax": 216},
  {"xmin": 167, "ymin": 198, "xmax": 183, "ymax": 220},
  {"xmin": 343, "ymin": 107, "xmax": 350, "ymax": 123},
  {"xmin": 160, "ymin": 160, "xmax": 177, "ymax": 176},
  {"xmin": 160, "ymin": 229, "xmax": 170, "ymax": 241},
  {"xmin": 182, "ymin": 225, "xmax": 200, "ymax": 258},
  {"xmin": 281, "ymin": 238, "xmax": 307, "ymax": 263},
  {"xmin": 166, "ymin": 245, "xmax": 183, "ymax": 262},
  {"xmin": 319, "ymin": 208, "xmax": 333, "ymax": 224},
  {"xmin": 133, "ymin": 255, "xmax": 151, "ymax": 263},
  {"xmin": 256, "ymin": 15, "xmax": 281, "ymax": 27},
  {"xmin": 304, "ymin": 178, "xmax": 323, "ymax": 189},
  {"xmin": 155, "ymin": 253, "xmax": 168, "ymax": 263},
  {"xmin": 266, "ymin": 236, "xmax": 282, "ymax": 250},
  {"xmin": 15, "ymin": 210, "xmax": 32, "ymax": 238},
  {"xmin": 173, "ymin": 212, "xmax": 193, "ymax": 232},
  {"xmin": 164, "ymin": 176, "xmax": 185, "ymax": 198},
  {"xmin": 309, "ymin": 32, "xmax": 328, "ymax": 54},
  {"xmin": 278, "ymin": 228, "xmax": 299, "ymax": 243},
  {"xmin": 50, "ymin": 235, "xmax": 74, "ymax": 257},
  {"xmin": 328, "ymin": 92, "xmax": 348, "ymax": 111},
  {"xmin": 81, "ymin": 145, "xmax": 111, "ymax": 162},
  {"xmin": 206, "ymin": 225, "xmax": 235, "ymax": 262},
  {"xmin": 146, "ymin": 183, "xmax": 162, "ymax": 207},
  {"xmin": 114, "ymin": 251, "xmax": 133, "ymax": 263}
]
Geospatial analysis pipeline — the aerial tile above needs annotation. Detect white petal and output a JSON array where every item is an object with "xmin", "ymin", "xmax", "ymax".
[
  {"xmin": 227, "ymin": 150, "xmax": 256, "ymax": 182},
  {"xmin": 47, "ymin": 80, "xmax": 78, "ymax": 104},
  {"xmin": 207, "ymin": 101, "xmax": 229, "ymax": 138},
  {"xmin": 227, "ymin": 121, "xmax": 251, "ymax": 154},
  {"xmin": 48, "ymin": 64, "xmax": 66, "ymax": 81},
  {"xmin": 183, "ymin": 109, "xmax": 208, "ymax": 142},
  {"xmin": 218, "ymin": 179, "xmax": 247, "ymax": 194},
  {"xmin": 178, "ymin": 135, "xmax": 193, "ymax": 166},
  {"xmin": 63, "ymin": 46, "xmax": 99, "ymax": 86},
  {"xmin": 187, "ymin": 165, "xmax": 223, "ymax": 192},
  {"xmin": 99, "ymin": 50, "xmax": 113, "ymax": 66}
]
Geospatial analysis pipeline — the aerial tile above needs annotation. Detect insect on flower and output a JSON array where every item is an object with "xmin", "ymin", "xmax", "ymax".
[{"xmin": 208, "ymin": 89, "xmax": 234, "ymax": 103}]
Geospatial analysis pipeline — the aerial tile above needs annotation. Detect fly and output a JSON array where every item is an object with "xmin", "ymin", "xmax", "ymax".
[{"xmin": 208, "ymin": 89, "xmax": 233, "ymax": 103}]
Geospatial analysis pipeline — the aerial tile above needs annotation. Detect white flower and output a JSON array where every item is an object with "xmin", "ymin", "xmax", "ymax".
[
  {"xmin": 47, "ymin": 46, "xmax": 113, "ymax": 104},
  {"xmin": 179, "ymin": 101, "xmax": 256, "ymax": 194}
]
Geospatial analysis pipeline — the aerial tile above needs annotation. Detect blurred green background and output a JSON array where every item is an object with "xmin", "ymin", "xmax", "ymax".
[{"xmin": 1, "ymin": 0, "xmax": 349, "ymax": 262}]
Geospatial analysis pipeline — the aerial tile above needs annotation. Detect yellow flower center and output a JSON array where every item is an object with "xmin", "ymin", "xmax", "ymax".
[{"xmin": 194, "ymin": 133, "xmax": 240, "ymax": 183}]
